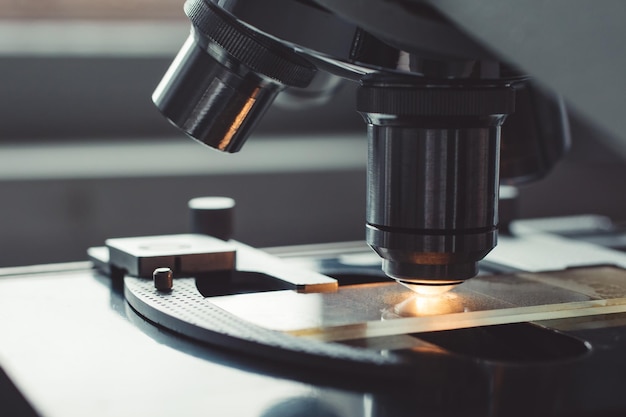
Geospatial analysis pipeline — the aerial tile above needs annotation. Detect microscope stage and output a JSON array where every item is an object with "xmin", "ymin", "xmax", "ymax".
[
  {"xmin": 124, "ymin": 263, "xmax": 626, "ymax": 375},
  {"xmin": 4, "ymin": 234, "xmax": 626, "ymax": 416},
  {"xmin": 103, "ymin": 233, "xmax": 626, "ymax": 382}
]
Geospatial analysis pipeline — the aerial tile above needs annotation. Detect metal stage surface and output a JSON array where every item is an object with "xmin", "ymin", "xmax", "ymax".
[{"xmin": 2, "ymin": 229, "xmax": 626, "ymax": 417}]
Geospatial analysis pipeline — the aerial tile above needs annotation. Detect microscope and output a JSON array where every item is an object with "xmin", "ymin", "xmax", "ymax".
[
  {"xmin": 152, "ymin": 0, "xmax": 570, "ymax": 293},
  {"xmin": 3, "ymin": 2, "xmax": 626, "ymax": 416}
]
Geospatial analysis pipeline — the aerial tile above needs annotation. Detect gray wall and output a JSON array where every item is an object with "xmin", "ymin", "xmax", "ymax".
[
  {"xmin": 0, "ymin": 56, "xmax": 364, "ymax": 141},
  {"xmin": 0, "ymin": 169, "xmax": 366, "ymax": 267}
]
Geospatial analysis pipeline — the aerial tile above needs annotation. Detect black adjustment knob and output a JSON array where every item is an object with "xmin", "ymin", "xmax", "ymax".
[{"xmin": 188, "ymin": 197, "xmax": 235, "ymax": 241}]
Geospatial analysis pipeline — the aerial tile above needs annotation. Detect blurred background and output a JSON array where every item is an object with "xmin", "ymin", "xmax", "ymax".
[{"xmin": 1, "ymin": 1, "xmax": 625, "ymax": 267}]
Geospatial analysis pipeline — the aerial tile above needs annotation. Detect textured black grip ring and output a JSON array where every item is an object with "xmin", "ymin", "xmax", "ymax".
[
  {"xmin": 185, "ymin": 0, "xmax": 316, "ymax": 87},
  {"xmin": 357, "ymin": 84, "xmax": 515, "ymax": 116}
]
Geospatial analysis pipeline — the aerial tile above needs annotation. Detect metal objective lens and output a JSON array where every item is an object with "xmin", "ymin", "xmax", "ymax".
[{"xmin": 358, "ymin": 77, "xmax": 515, "ymax": 288}]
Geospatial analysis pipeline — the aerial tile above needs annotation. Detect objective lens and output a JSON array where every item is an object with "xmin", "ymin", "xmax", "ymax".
[
  {"xmin": 153, "ymin": 0, "xmax": 316, "ymax": 153},
  {"xmin": 358, "ymin": 76, "xmax": 515, "ymax": 286}
]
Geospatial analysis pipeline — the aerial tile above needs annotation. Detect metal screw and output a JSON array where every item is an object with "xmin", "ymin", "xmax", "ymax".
[{"xmin": 153, "ymin": 267, "xmax": 173, "ymax": 292}]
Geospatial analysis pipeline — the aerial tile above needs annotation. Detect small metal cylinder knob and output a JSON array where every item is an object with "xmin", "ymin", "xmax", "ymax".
[
  {"xmin": 153, "ymin": 267, "xmax": 173, "ymax": 292},
  {"xmin": 189, "ymin": 197, "xmax": 235, "ymax": 241}
]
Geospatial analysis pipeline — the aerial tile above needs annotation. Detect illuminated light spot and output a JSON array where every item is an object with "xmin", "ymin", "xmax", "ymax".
[{"xmin": 397, "ymin": 281, "xmax": 459, "ymax": 296}]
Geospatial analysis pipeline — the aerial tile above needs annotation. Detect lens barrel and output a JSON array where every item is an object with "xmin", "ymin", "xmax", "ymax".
[
  {"xmin": 358, "ymin": 77, "xmax": 515, "ymax": 285},
  {"xmin": 153, "ymin": 0, "xmax": 316, "ymax": 153}
]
